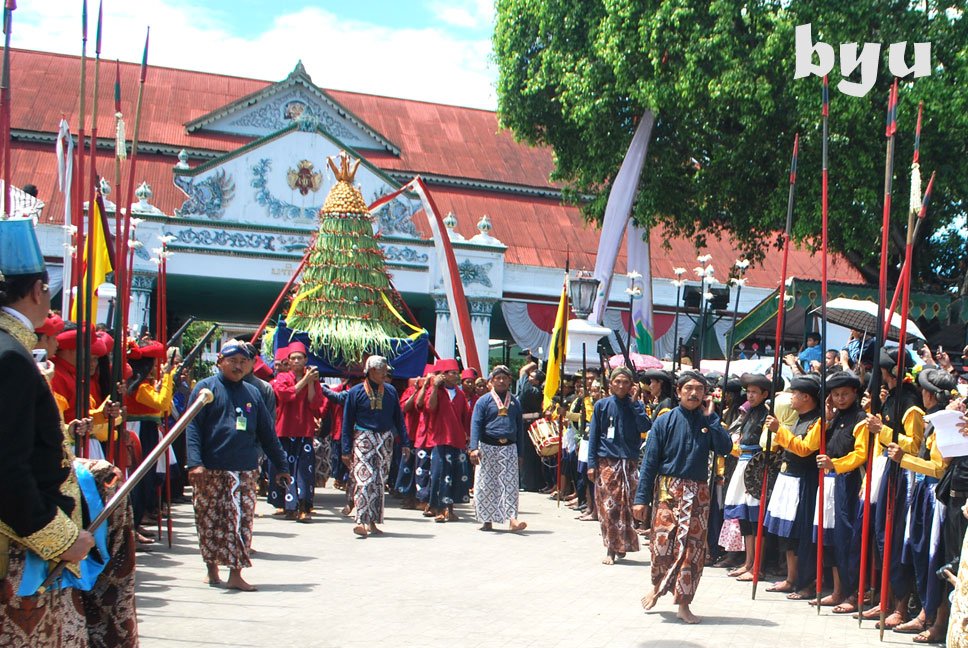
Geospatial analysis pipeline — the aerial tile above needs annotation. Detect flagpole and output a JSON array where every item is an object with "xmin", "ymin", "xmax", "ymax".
[
  {"xmin": 751, "ymin": 133, "xmax": 798, "ymax": 600},
  {"xmin": 818, "ymin": 75, "xmax": 830, "ymax": 614}
]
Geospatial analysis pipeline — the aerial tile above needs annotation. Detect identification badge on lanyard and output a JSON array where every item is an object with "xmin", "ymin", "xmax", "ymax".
[
  {"xmin": 607, "ymin": 417, "xmax": 616, "ymax": 441},
  {"xmin": 235, "ymin": 406, "xmax": 249, "ymax": 432}
]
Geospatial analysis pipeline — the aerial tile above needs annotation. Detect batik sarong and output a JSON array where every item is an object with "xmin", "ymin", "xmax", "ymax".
[
  {"xmin": 352, "ymin": 429, "xmax": 393, "ymax": 525},
  {"xmin": 0, "ymin": 460, "xmax": 138, "ymax": 648},
  {"xmin": 192, "ymin": 468, "xmax": 259, "ymax": 569},
  {"xmin": 268, "ymin": 437, "xmax": 312, "ymax": 512},
  {"xmin": 650, "ymin": 476, "xmax": 711, "ymax": 605},
  {"xmin": 414, "ymin": 448, "xmax": 432, "ymax": 504},
  {"xmin": 474, "ymin": 444, "xmax": 519, "ymax": 523},
  {"xmin": 594, "ymin": 458, "xmax": 639, "ymax": 554},
  {"xmin": 429, "ymin": 445, "xmax": 470, "ymax": 509},
  {"xmin": 81, "ymin": 460, "xmax": 138, "ymax": 648},
  {"xmin": 314, "ymin": 438, "xmax": 331, "ymax": 487}
]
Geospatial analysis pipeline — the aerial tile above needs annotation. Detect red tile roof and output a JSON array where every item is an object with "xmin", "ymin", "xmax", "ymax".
[{"xmin": 9, "ymin": 48, "xmax": 864, "ymax": 286}]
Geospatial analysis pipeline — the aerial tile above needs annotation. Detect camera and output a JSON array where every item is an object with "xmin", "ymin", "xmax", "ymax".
[
  {"xmin": 936, "ymin": 558, "xmax": 958, "ymax": 581},
  {"xmin": 32, "ymin": 348, "xmax": 48, "ymax": 364}
]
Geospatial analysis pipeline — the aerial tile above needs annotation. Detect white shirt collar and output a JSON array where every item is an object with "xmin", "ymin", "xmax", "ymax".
[{"xmin": 1, "ymin": 306, "xmax": 34, "ymax": 331}]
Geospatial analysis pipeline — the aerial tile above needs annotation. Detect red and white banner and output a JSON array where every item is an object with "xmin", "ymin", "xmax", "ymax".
[{"xmin": 369, "ymin": 177, "xmax": 481, "ymax": 371}]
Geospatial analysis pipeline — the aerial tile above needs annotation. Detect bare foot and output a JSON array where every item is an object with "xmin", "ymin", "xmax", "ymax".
[
  {"xmin": 727, "ymin": 566, "xmax": 749, "ymax": 578},
  {"xmin": 447, "ymin": 509, "xmax": 460, "ymax": 521},
  {"xmin": 641, "ymin": 586, "xmax": 660, "ymax": 610},
  {"xmin": 480, "ymin": 522, "xmax": 494, "ymax": 531},
  {"xmin": 368, "ymin": 524, "xmax": 383, "ymax": 535},
  {"xmin": 204, "ymin": 564, "xmax": 221, "ymax": 586},
  {"xmin": 677, "ymin": 605, "xmax": 701, "ymax": 624},
  {"xmin": 509, "ymin": 519, "xmax": 527, "ymax": 532},
  {"xmin": 225, "ymin": 570, "xmax": 257, "ymax": 592},
  {"xmin": 602, "ymin": 553, "xmax": 616, "ymax": 565},
  {"xmin": 341, "ymin": 505, "xmax": 353, "ymax": 517},
  {"xmin": 353, "ymin": 524, "xmax": 368, "ymax": 538}
]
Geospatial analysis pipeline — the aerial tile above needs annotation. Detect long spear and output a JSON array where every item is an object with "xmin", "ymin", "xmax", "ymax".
[
  {"xmin": 858, "ymin": 78, "xmax": 898, "ymax": 629},
  {"xmin": 72, "ymin": 0, "xmax": 90, "ymax": 453},
  {"xmin": 877, "ymin": 182, "xmax": 936, "ymax": 642},
  {"xmin": 882, "ymin": 102, "xmax": 924, "ymax": 338},
  {"xmin": 79, "ymin": 0, "xmax": 103, "ymax": 452},
  {"xmin": 751, "ymin": 132, "xmax": 798, "ymax": 600},
  {"xmin": 817, "ymin": 75, "xmax": 830, "ymax": 613},
  {"xmin": 109, "ymin": 59, "xmax": 126, "ymax": 465},
  {"xmin": 0, "ymin": 0, "xmax": 16, "ymax": 217}
]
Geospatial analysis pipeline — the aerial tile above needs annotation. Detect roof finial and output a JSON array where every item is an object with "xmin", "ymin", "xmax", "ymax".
[{"xmin": 289, "ymin": 60, "xmax": 311, "ymax": 83}]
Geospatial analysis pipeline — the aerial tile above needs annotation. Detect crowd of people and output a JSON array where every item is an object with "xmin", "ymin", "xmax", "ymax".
[{"xmin": 5, "ymin": 213, "xmax": 968, "ymax": 645}]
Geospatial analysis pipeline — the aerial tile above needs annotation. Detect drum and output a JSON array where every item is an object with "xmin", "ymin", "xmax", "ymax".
[{"xmin": 528, "ymin": 418, "xmax": 561, "ymax": 457}]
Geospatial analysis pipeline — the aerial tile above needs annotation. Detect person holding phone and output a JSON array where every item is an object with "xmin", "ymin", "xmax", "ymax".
[{"xmin": 634, "ymin": 371, "xmax": 732, "ymax": 624}]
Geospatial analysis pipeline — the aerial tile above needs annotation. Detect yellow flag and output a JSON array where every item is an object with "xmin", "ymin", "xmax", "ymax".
[
  {"xmin": 71, "ymin": 198, "xmax": 113, "ymax": 321},
  {"xmin": 543, "ymin": 273, "xmax": 570, "ymax": 410}
]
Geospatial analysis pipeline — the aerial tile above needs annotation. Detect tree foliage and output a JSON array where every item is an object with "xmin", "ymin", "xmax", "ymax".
[{"xmin": 494, "ymin": 0, "xmax": 968, "ymax": 292}]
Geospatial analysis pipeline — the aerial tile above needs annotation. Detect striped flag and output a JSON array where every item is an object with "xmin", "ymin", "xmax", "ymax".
[
  {"xmin": 543, "ymin": 271, "xmax": 570, "ymax": 410},
  {"xmin": 70, "ymin": 193, "xmax": 113, "ymax": 320}
]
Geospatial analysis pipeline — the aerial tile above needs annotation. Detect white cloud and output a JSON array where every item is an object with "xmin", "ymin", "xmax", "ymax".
[
  {"xmin": 428, "ymin": 0, "xmax": 495, "ymax": 30},
  {"xmin": 12, "ymin": 0, "xmax": 498, "ymax": 110}
]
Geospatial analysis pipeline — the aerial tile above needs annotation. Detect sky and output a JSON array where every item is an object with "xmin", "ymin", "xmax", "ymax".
[{"xmin": 12, "ymin": 0, "xmax": 499, "ymax": 110}]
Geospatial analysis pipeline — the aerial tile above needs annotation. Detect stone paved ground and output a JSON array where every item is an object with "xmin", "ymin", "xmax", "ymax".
[{"xmin": 136, "ymin": 488, "xmax": 920, "ymax": 648}]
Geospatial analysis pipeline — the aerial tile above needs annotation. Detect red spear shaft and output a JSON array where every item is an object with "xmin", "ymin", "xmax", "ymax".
[
  {"xmin": 816, "ymin": 76, "xmax": 830, "ymax": 612},
  {"xmin": 858, "ymin": 79, "xmax": 898, "ymax": 627},
  {"xmin": 751, "ymin": 133, "xmax": 798, "ymax": 600}
]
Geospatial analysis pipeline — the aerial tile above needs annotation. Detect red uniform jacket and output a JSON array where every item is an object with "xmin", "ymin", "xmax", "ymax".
[
  {"xmin": 272, "ymin": 371, "xmax": 323, "ymax": 438},
  {"xmin": 425, "ymin": 385, "xmax": 470, "ymax": 449}
]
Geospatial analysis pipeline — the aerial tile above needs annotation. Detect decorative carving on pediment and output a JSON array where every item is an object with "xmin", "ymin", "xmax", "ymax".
[
  {"xmin": 370, "ymin": 187, "xmax": 420, "ymax": 237},
  {"xmin": 276, "ymin": 234, "xmax": 311, "ymax": 253},
  {"xmin": 174, "ymin": 170, "xmax": 235, "ymax": 219},
  {"xmin": 228, "ymin": 91, "xmax": 356, "ymax": 142},
  {"xmin": 458, "ymin": 260, "xmax": 493, "ymax": 287},
  {"xmin": 382, "ymin": 245, "xmax": 428, "ymax": 265},
  {"xmin": 171, "ymin": 228, "xmax": 277, "ymax": 252},
  {"xmin": 251, "ymin": 159, "xmax": 321, "ymax": 221}
]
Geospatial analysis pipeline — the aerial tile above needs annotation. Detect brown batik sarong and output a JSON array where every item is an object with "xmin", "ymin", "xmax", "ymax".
[
  {"xmin": 594, "ymin": 458, "xmax": 640, "ymax": 554},
  {"xmin": 650, "ymin": 476, "xmax": 711, "ymax": 605},
  {"xmin": 0, "ymin": 459, "xmax": 138, "ymax": 648},
  {"xmin": 81, "ymin": 460, "xmax": 138, "ymax": 648},
  {"xmin": 192, "ymin": 468, "xmax": 259, "ymax": 569}
]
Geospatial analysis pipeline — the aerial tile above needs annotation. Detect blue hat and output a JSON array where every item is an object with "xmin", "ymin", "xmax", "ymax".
[
  {"xmin": 0, "ymin": 219, "xmax": 45, "ymax": 278},
  {"xmin": 219, "ymin": 341, "xmax": 252, "ymax": 359}
]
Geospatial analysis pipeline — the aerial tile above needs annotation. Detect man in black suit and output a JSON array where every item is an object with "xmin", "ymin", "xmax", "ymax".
[{"xmin": 0, "ymin": 219, "xmax": 96, "ymax": 645}]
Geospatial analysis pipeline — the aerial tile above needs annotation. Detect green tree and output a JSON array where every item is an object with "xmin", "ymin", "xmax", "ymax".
[{"xmin": 494, "ymin": 0, "xmax": 968, "ymax": 293}]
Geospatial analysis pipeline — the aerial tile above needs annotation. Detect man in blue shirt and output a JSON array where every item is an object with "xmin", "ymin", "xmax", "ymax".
[
  {"xmin": 586, "ymin": 366, "xmax": 651, "ymax": 565},
  {"xmin": 635, "ymin": 371, "xmax": 732, "ymax": 624},
  {"xmin": 469, "ymin": 365, "xmax": 527, "ymax": 532},
  {"xmin": 797, "ymin": 332, "xmax": 823, "ymax": 372},
  {"xmin": 340, "ymin": 355, "xmax": 411, "ymax": 538},
  {"xmin": 186, "ymin": 341, "xmax": 290, "ymax": 591}
]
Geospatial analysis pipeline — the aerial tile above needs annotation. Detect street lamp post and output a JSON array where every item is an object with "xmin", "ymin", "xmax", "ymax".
[{"xmin": 565, "ymin": 270, "xmax": 612, "ymax": 374}]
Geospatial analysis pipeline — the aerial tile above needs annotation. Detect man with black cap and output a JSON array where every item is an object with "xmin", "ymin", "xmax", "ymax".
[
  {"xmin": 469, "ymin": 365, "xmax": 527, "ymax": 532},
  {"xmin": 769, "ymin": 370, "xmax": 869, "ymax": 611},
  {"xmin": 883, "ymin": 367, "xmax": 957, "ymax": 642},
  {"xmin": 587, "ymin": 366, "xmax": 651, "ymax": 565},
  {"xmin": 186, "ymin": 340, "xmax": 291, "ymax": 591},
  {"xmin": 866, "ymin": 346, "xmax": 925, "ymax": 626},
  {"xmin": 635, "ymin": 370, "xmax": 732, "ymax": 624},
  {"xmin": 721, "ymin": 372, "xmax": 772, "ymax": 582},
  {"xmin": 763, "ymin": 374, "xmax": 823, "ymax": 598}
]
